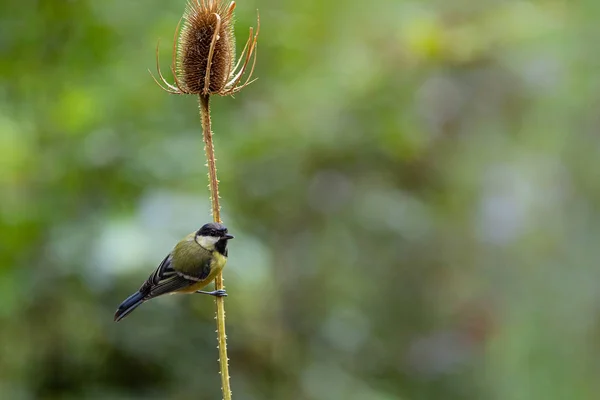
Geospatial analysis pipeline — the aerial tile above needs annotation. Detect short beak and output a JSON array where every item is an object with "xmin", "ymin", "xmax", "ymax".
[{"xmin": 223, "ymin": 234, "xmax": 234, "ymax": 240}]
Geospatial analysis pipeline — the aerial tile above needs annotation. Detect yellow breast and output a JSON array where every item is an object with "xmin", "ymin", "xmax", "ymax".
[{"xmin": 177, "ymin": 252, "xmax": 228, "ymax": 293}]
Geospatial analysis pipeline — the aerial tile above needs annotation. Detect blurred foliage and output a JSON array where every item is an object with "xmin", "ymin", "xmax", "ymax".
[{"xmin": 1, "ymin": 0, "xmax": 600, "ymax": 399}]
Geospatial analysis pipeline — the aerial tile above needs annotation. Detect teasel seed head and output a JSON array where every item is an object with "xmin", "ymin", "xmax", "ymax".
[{"xmin": 152, "ymin": 0, "xmax": 259, "ymax": 96}]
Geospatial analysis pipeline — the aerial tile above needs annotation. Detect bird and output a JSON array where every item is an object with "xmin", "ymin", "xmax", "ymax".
[{"xmin": 114, "ymin": 222, "xmax": 234, "ymax": 322}]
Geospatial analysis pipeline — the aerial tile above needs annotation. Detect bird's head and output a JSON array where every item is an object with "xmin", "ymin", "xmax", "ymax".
[{"xmin": 194, "ymin": 222, "xmax": 234, "ymax": 250}]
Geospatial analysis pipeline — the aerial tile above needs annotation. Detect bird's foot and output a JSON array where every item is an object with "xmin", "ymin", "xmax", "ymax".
[{"xmin": 195, "ymin": 289, "xmax": 228, "ymax": 297}]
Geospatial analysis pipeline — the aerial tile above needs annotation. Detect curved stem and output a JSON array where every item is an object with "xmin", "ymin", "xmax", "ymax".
[{"xmin": 199, "ymin": 94, "xmax": 231, "ymax": 400}]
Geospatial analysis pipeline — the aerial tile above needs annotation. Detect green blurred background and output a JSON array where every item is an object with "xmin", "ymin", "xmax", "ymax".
[{"xmin": 2, "ymin": 0, "xmax": 600, "ymax": 399}]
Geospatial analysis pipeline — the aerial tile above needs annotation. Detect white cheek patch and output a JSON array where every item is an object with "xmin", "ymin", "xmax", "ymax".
[{"xmin": 197, "ymin": 235, "xmax": 220, "ymax": 249}]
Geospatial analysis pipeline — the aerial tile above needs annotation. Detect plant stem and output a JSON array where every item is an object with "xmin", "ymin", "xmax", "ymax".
[{"xmin": 199, "ymin": 93, "xmax": 231, "ymax": 400}]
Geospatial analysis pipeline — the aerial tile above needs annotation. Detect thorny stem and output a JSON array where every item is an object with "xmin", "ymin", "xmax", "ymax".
[
  {"xmin": 199, "ymin": 93, "xmax": 231, "ymax": 400},
  {"xmin": 199, "ymin": 95, "xmax": 222, "ymax": 222}
]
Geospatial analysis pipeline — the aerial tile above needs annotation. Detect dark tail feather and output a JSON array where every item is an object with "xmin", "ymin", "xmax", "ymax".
[{"xmin": 114, "ymin": 291, "xmax": 145, "ymax": 322}]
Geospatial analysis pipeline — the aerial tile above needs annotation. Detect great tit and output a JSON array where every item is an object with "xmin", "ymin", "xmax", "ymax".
[{"xmin": 114, "ymin": 222, "xmax": 234, "ymax": 322}]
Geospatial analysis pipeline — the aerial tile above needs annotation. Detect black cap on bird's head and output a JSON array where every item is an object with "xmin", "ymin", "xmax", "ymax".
[{"xmin": 196, "ymin": 222, "xmax": 234, "ymax": 240}]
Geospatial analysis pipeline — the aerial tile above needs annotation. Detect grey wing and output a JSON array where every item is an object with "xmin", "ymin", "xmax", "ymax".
[{"xmin": 139, "ymin": 253, "xmax": 210, "ymax": 299}]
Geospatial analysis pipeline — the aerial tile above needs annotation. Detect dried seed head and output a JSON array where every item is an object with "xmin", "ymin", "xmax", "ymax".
[
  {"xmin": 179, "ymin": 1, "xmax": 235, "ymax": 94},
  {"xmin": 153, "ymin": 1, "xmax": 259, "ymax": 97}
]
